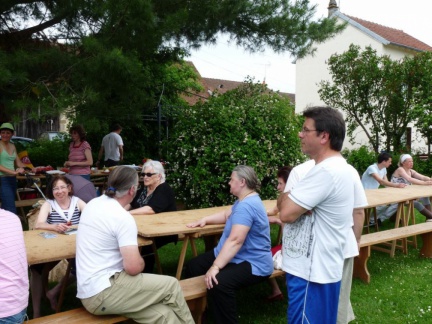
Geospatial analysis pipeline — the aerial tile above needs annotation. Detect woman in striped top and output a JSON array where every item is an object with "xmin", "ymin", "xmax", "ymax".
[
  {"xmin": 30, "ymin": 175, "xmax": 86, "ymax": 318},
  {"xmin": 64, "ymin": 125, "xmax": 93, "ymax": 181}
]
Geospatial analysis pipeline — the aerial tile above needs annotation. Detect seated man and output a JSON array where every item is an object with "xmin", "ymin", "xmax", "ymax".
[
  {"xmin": 361, "ymin": 152, "xmax": 406, "ymax": 225},
  {"xmin": 76, "ymin": 166, "xmax": 193, "ymax": 323}
]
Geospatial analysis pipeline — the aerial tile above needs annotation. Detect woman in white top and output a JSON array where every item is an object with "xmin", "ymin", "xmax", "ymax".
[{"xmin": 30, "ymin": 175, "xmax": 86, "ymax": 318}]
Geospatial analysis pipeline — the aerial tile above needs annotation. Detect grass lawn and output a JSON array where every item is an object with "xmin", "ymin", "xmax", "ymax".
[{"xmin": 29, "ymin": 212, "xmax": 432, "ymax": 323}]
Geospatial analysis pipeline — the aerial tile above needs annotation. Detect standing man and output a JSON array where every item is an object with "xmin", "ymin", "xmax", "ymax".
[
  {"xmin": 278, "ymin": 106, "xmax": 355, "ymax": 324},
  {"xmin": 96, "ymin": 124, "xmax": 123, "ymax": 168},
  {"xmin": 0, "ymin": 208, "xmax": 29, "ymax": 323},
  {"xmin": 76, "ymin": 166, "xmax": 193, "ymax": 323},
  {"xmin": 361, "ymin": 152, "xmax": 406, "ymax": 226},
  {"xmin": 284, "ymin": 160, "xmax": 367, "ymax": 324}
]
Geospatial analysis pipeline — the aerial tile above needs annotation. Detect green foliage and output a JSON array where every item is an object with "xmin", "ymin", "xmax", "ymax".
[
  {"xmin": 341, "ymin": 146, "xmax": 376, "ymax": 176},
  {"xmin": 165, "ymin": 81, "xmax": 304, "ymax": 208},
  {"xmin": 1, "ymin": 0, "xmax": 344, "ymax": 131},
  {"xmin": 27, "ymin": 139, "xmax": 70, "ymax": 168},
  {"xmin": 319, "ymin": 45, "xmax": 428, "ymax": 153}
]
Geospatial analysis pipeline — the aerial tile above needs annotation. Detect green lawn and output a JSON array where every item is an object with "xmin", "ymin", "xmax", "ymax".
[{"xmin": 29, "ymin": 213, "xmax": 432, "ymax": 323}]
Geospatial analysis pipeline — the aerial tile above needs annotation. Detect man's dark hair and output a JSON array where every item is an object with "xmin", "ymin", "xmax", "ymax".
[
  {"xmin": 110, "ymin": 124, "xmax": 122, "ymax": 132},
  {"xmin": 303, "ymin": 106, "xmax": 345, "ymax": 151},
  {"xmin": 377, "ymin": 152, "xmax": 392, "ymax": 164}
]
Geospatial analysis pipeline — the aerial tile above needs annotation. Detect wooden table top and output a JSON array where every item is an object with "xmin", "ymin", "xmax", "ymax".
[
  {"xmin": 365, "ymin": 185, "xmax": 432, "ymax": 208},
  {"xmin": 24, "ymin": 230, "xmax": 152, "ymax": 265},
  {"xmin": 133, "ymin": 199, "xmax": 276, "ymax": 237}
]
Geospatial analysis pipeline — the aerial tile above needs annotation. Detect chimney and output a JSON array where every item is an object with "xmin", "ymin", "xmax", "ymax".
[{"xmin": 328, "ymin": 0, "xmax": 339, "ymax": 17}]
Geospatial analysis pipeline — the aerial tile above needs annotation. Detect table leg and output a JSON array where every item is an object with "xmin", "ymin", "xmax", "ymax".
[
  {"xmin": 56, "ymin": 260, "xmax": 72, "ymax": 313},
  {"xmin": 390, "ymin": 202, "xmax": 406, "ymax": 257},
  {"xmin": 420, "ymin": 232, "xmax": 432, "ymax": 258},
  {"xmin": 353, "ymin": 246, "xmax": 371, "ymax": 284},
  {"xmin": 152, "ymin": 240, "xmax": 163, "ymax": 275},
  {"xmin": 176, "ymin": 235, "xmax": 190, "ymax": 280}
]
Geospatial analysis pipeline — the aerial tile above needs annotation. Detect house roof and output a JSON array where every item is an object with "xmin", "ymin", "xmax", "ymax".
[
  {"xmin": 333, "ymin": 11, "xmax": 432, "ymax": 52},
  {"xmin": 182, "ymin": 62, "xmax": 295, "ymax": 105}
]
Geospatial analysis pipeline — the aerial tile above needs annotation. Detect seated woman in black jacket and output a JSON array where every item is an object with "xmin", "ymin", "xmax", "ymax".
[{"xmin": 127, "ymin": 160, "xmax": 177, "ymax": 272}]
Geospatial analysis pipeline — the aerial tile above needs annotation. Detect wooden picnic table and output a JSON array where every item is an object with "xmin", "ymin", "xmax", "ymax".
[
  {"xmin": 133, "ymin": 200, "xmax": 276, "ymax": 279},
  {"xmin": 24, "ymin": 229, "xmax": 152, "ymax": 313},
  {"xmin": 364, "ymin": 185, "xmax": 432, "ymax": 256}
]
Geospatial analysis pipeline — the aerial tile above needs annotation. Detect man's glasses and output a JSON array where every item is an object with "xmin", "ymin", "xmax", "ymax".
[
  {"xmin": 299, "ymin": 127, "xmax": 319, "ymax": 134},
  {"xmin": 53, "ymin": 185, "xmax": 68, "ymax": 192},
  {"xmin": 141, "ymin": 173, "xmax": 157, "ymax": 177}
]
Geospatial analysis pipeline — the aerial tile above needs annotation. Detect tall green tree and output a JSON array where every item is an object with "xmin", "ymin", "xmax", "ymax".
[
  {"xmin": 165, "ymin": 80, "xmax": 304, "ymax": 209},
  {"xmin": 318, "ymin": 45, "xmax": 422, "ymax": 153},
  {"xmin": 1, "ymin": 0, "xmax": 344, "ymax": 127}
]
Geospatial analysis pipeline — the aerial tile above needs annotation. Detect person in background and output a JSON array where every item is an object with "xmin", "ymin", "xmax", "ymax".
[
  {"xmin": 266, "ymin": 166, "xmax": 292, "ymax": 302},
  {"xmin": 278, "ymin": 106, "xmax": 355, "ymax": 324},
  {"xmin": 96, "ymin": 124, "xmax": 124, "ymax": 168},
  {"xmin": 361, "ymin": 152, "xmax": 406, "ymax": 226},
  {"xmin": 127, "ymin": 160, "xmax": 177, "ymax": 273},
  {"xmin": 64, "ymin": 125, "xmax": 92, "ymax": 181},
  {"xmin": 30, "ymin": 175, "xmax": 86, "ymax": 318},
  {"xmin": 185, "ymin": 165, "xmax": 273, "ymax": 324},
  {"xmin": 0, "ymin": 208, "xmax": 29, "ymax": 324},
  {"xmin": 0, "ymin": 122, "xmax": 27, "ymax": 214},
  {"xmin": 390, "ymin": 154, "xmax": 432, "ymax": 222},
  {"xmin": 76, "ymin": 166, "xmax": 193, "ymax": 323}
]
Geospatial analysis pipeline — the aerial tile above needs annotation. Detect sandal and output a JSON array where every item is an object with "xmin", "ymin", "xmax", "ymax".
[{"xmin": 266, "ymin": 293, "xmax": 284, "ymax": 302}]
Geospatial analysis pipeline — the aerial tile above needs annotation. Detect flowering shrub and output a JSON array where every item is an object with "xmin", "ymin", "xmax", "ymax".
[{"xmin": 165, "ymin": 81, "xmax": 305, "ymax": 208}]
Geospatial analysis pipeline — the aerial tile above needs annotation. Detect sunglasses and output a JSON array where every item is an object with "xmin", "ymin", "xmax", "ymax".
[{"xmin": 141, "ymin": 172, "xmax": 157, "ymax": 177}]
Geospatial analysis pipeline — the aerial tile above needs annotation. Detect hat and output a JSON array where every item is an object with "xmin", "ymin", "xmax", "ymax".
[{"xmin": 0, "ymin": 122, "xmax": 15, "ymax": 132}]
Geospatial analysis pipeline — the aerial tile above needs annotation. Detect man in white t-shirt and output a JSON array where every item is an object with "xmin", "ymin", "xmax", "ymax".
[
  {"xmin": 285, "ymin": 161, "xmax": 367, "ymax": 323},
  {"xmin": 96, "ymin": 124, "xmax": 124, "ymax": 167},
  {"xmin": 76, "ymin": 166, "xmax": 193, "ymax": 323},
  {"xmin": 278, "ymin": 106, "xmax": 355, "ymax": 324},
  {"xmin": 361, "ymin": 152, "xmax": 406, "ymax": 225}
]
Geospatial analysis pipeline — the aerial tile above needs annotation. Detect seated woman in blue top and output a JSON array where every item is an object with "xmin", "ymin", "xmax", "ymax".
[
  {"xmin": 127, "ymin": 160, "xmax": 177, "ymax": 273},
  {"xmin": 30, "ymin": 175, "xmax": 86, "ymax": 318},
  {"xmin": 185, "ymin": 165, "xmax": 273, "ymax": 324}
]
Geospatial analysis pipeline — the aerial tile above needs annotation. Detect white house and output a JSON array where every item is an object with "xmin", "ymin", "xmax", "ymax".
[{"xmin": 295, "ymin": 0, "xmax": 432, "ymax": 151}]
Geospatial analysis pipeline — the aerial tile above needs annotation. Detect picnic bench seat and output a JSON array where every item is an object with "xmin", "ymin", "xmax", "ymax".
[
  {"xmin": 353, "ymin": 222, "xmax": 432, "ymax": 284},
  {"xmin": 27, "ymin": 269, "xmax": 285, "ymax": 324}
]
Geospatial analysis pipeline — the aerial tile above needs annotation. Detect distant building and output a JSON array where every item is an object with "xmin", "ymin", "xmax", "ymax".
[
  {"xmin": 184, "ymin": 62, "xmax": 295, "ymax": 106},
  {"xmin": 295, "ymin": 0, "xmax": 432, "ymax": 151}
]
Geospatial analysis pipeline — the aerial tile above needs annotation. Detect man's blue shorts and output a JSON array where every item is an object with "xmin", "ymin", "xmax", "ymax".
[{"xmin": 286, "ymin": 273, "xmax": 341, "ymax": 324}]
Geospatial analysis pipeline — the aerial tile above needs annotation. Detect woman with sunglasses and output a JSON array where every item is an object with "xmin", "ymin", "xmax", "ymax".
[
  {"xmin": 30, "ymin": 175, "xmax": 86, "ymax": 318},
  {"xmin": 127, "ymin": 160, "xmax": 177, "ymax": 272}
]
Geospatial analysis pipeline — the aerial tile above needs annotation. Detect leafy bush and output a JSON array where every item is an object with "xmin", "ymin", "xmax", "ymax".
[
  {"xmin": 341, "ymin": 146, "xmax": 377, "ymax": 176},
  {"xmin": 27, "ymin": 138, "xmax": 70, "ymax": 168},
  {"xmin": 165, "ymin": 81, "xmax": 305, "ymax": 208}
]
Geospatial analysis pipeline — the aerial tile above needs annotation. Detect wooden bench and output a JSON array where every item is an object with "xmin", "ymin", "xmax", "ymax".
[
  {"xmin": 353, "ymin": 222, "xmax": 432, "ymax": 284},
  {"xmin": 27, "ymin": 269, "xmax": 285, "ymax": 324}
]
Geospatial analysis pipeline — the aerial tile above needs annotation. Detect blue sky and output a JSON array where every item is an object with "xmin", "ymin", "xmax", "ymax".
[{"xmin": 189, "ymin": 0, "xmax": 432, "ymax": 93}]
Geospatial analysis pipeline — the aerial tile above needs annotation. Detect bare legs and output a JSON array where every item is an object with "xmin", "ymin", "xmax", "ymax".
[{"xmin": 267, "ymin": 277, "xmax": 283, "ymax": 300}]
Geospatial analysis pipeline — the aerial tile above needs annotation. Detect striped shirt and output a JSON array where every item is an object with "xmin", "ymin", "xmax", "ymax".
[
  {"xmin": 46, "ymin": 201, "xmax": 81, "ymax": 225},
  {"xmin": 0, "ymin": 209, "xmax": 29, "ymax": 317},
  {"xmin": 68, "ymin": 141, "xmax": 91, "ymax": 175}
]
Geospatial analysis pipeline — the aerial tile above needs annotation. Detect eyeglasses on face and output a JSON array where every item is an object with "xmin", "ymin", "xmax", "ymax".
[
  {"xmin": 141, "ymin": 172, "xmax": 157, "ymax": 177},
  {"xmin": 53, "ymin": 185, "xmax": 68, "ymax": 192},
  {"xmin": 299, "ymin": 127, "xmax": 319, "ymax": 134}
]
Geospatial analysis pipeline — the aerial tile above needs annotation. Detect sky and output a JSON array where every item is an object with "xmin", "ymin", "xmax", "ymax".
[{"xmin": 189, "ymin": 0, "xmax": 432, "ymax": 94}]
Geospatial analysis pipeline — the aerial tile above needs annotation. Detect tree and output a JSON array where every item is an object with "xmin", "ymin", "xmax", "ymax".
[
  {"xmin": 318, "ymin": 45, "xmax": 421, "ymax": 153},
  {"xmin": 165, "ymin": 80, "xmax": 304, "ymax": 208},
  {"xmin": 1, "ymin": 0, "xmax": 344, "ymax": 130},
  {"xmin": 411, "ymin": 52, "xmax": 432, "ymax": 154}
]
